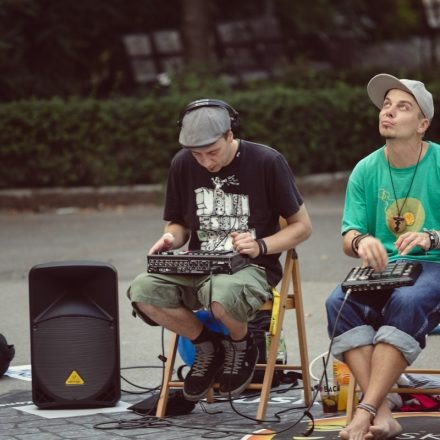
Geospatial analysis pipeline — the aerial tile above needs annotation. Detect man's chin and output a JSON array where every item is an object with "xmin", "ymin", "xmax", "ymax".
[
  {"xmin": 379, "ymin": 128, "xmax": 396, "ymax": 140},
  {"xmin": 380, "ymin": 132, "xmax": 396, "ymax": 140}
]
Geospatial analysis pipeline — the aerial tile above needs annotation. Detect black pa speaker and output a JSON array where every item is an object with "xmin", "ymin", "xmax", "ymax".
[{"xmin": 29, "ymin": 261, "xmax": 120, "ymax": 409}]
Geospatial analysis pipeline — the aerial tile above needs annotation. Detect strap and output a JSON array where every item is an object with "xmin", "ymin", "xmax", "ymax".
[{"xmin": 269, "ymin": 288, "xmax": 280, "ymax": 336}]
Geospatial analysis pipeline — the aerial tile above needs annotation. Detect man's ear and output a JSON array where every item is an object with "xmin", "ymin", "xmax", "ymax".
[{"xmin": 417, "ymin": 117, "xmax": 430, "ymax": 135}]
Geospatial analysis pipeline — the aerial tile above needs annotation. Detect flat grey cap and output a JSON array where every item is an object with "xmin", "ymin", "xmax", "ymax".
[{"xmin": 179, "ymin": 106, "xmax": 231, "ymax": 148}]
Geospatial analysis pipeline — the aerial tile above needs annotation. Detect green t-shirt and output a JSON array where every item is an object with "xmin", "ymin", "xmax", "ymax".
[{"xmin": 342, "ymin": 141, "xmax": 440, "ymax": 263}]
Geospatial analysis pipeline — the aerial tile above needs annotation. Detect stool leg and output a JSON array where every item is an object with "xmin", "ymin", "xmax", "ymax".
[
  {"xmin": 206, "ymin": 388, "xmax": 214, "ymax": 403},
  {"xmin": 256, "ymin": 332, "xmax": 280, "ymax": 420},
  {"xmin": 156, "ymin": 332, "xmax": 179, "ymax": 418},
  {"xmin": 291, "ymin": 257, "xmax": 312, "ymax": 406}
]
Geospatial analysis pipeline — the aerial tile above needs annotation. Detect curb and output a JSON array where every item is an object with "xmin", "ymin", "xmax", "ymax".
[{"xmin": 0, "ymin": 172, "xmax": 349, "ymax": 211}]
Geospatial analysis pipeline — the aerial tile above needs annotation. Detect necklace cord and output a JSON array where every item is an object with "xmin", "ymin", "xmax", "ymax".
[{"xmin": 387, "ymin": 142, "xmax": 423, "ymax": 217}]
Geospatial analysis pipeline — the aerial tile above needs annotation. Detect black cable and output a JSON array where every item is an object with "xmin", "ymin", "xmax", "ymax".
[
  {"xmin": 210, "ymin": 225, "xmax": 236, "ymax": 252},
  {"xmin": 266, "ymin": 288, "xmax": 353, "ymax": 437},
  {"xmin": 96, "ymin": 276, "xmax": 352, "ymax": 437},
  {"xmin": 142, "ymin": 326, "xmax": 167, "ymax": 415},
  {"xmin": 94, "ymin": 328, "xmax": 169, "ymax": 430},
  {"xmin": 120, "ymin": 365, "xmax": 164, "ymax": 394},
  {"xmin": 206, "ymin": 269, "xmax": 299, "ymax": 424},
  {"xmin": 192, "ymin": 288, "xmax": 353, "ymax": 437}
]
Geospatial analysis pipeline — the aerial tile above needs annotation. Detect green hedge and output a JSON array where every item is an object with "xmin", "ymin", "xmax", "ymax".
[{"xmin": 1, "ymin": 84, "xmax": 440, "ymax": 188}]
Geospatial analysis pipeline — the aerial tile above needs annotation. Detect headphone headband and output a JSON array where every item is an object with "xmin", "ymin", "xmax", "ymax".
[{"xmin": 177, "ymin": 99, "xmax": 240, "ymax": 135}]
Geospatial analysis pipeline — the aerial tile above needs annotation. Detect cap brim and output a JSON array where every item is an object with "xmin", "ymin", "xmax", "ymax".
[
  {"xmin": 179, "ymin": 133, "xmax": 223, "ymax": 148},
  {"xmin": 367, "ymin": 74, "xmax": 413, "ymax": 110}
]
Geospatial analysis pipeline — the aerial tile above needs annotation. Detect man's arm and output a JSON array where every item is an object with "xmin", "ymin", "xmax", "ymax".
[
  {"xmin": 148, "ymin": 222, "xmax": 190, "ymax": 255},
  {"xmin": 265, "ymin": 204, "xmax": 312, "ymax": 253},
  {"xmin": 343, "ymin": 229, "xmax": 388, "ymax": 271},
  {"xmin": 232, "ymin": 204, "xmax": 312, "ymax": 258}
]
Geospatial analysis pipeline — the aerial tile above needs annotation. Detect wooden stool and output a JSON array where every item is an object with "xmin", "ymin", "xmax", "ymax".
[{"xmin": 156, "ymin": 219, "xmax": 312, "ymax": 420}]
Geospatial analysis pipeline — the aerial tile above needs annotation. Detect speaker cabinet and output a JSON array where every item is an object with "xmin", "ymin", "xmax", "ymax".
[{"xmin": 29, "ymin": 261, "xmax": 120, "ymax": 409}]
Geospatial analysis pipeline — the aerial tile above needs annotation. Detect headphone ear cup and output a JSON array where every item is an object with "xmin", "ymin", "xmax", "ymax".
[{"xmin": 230, "ymin": 114, "xmax": 240, "ymax": 137}]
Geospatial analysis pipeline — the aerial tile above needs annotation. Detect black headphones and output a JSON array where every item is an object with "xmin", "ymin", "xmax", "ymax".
[{"xmin": 177, "ymin": 99, "xmax": 240, "ymax": 135}]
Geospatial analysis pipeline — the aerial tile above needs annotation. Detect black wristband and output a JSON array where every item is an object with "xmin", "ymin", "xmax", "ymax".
[
  {"xmin": 256, "ymin": 238, "xmax": 267, "ymax": 256},
  {"xmin": 424, "ymin": 229, "xmax": 439, "ymax": 251},
  {"xmin": 351, "ymin": 233, "xmax": 370, "ymax": 256}
]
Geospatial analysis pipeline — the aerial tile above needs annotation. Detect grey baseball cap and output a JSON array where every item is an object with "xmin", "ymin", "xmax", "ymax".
[
  {"xmin": 367, "ymin": 73, "xmax": 434, "ymax": 120},
  {"xmin": 179, "ymin": 106, "xmax": 231, "ymax": 148}
]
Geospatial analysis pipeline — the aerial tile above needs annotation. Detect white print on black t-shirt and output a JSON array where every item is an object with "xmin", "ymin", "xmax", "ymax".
[{"xmin": 195, "ymin": 175, "xmax": 256, "ymax": 251}]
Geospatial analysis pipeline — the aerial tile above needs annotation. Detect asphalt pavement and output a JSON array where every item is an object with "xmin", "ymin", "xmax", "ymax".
[{"xmin": 0, "ymin": 191, "xmax": 439, "ymax": 439}]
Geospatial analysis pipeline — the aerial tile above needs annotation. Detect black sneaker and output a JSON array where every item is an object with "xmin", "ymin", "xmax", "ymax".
[
  {"xmin": 219, "ymin": 335, "xmax": 258, "ymax": 397},
  {"xmin": 183, "ymin": 339, "xmax": 224, "ymax": 401}
]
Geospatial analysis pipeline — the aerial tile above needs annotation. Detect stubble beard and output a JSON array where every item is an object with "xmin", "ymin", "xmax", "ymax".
[{"xmin": 379, "ymin": 127, "xmax": 396, "ymax": 140}]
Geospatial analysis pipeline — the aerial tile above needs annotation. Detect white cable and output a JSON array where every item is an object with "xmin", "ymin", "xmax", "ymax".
[{"xmin": 308, "ymin": 351, "xmax": 328, "ymax": 382}]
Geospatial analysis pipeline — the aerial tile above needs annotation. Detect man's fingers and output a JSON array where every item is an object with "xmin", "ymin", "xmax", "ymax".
[
  {"xmin": 396, "ymin": 232, "xmax": 429, "ymax": 255},
  {"xmin": 358, "ymin": 239, "xmax": 388, "ymax": 271}
]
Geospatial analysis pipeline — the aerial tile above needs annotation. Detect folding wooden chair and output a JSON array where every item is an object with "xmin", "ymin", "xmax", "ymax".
[
  {"xmin": 346, "ymin": 364, "xmax": 440, "ymax": 421},
  {"xmin": 156, "ymin": 218, "xmax": 312, "ymax": 420}
]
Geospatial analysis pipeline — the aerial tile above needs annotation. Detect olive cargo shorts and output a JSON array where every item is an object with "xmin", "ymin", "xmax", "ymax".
[{"xmin": 127, "ymin": 265, "xmax": 272, "ymax": 323}]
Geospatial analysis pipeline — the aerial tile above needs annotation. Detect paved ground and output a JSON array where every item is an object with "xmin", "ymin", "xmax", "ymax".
[{"xmin": 0, "ymin": 192, "xmax": 439, "ymax": 439}]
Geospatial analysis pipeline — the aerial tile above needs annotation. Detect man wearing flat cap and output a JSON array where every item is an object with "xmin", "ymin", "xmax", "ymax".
[
  {"xmin": 128, "ymin": 99, "xmax": 312, "ymax": 403},
  {"xmin": 326, "ymin": 74, "xmax": 440, "ymax": 439}
]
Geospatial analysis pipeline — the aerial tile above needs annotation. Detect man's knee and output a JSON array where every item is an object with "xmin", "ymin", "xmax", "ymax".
[
  {"xmin": 210, "ymin": 301, "xmax": 246, "ymax": 322},
  {"xmin": 210, "ymin": 301, "xmax": 225, "ymax": 317},
  {"xmin": 132, "ymin": 301, "xmax": 160, "ymax": 326}
]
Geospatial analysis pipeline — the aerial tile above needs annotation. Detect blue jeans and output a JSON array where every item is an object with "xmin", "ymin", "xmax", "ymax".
[{"xmin": 325, "ymin": 261, "xmax": 440, "ymax": 365}]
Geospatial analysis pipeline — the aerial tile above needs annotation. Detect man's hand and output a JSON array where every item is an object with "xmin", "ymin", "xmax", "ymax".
[
  {"xmin": 394, "ymin": 231, "xmax": 431, "ymax": 256},
  {"xmin": 148, "ymin": 232, "xmax": 175, "ymax": 255},
  {"xmin": 231, "ymin": 231, "xmax": 260, "ymax": 259},
  {"xmin": 357, "ymin": 235, "xmax": 388, "ymax": 272}
]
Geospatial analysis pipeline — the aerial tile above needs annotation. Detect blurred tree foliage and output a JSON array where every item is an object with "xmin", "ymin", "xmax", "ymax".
[
  {"xmin": 275, "ymin": 0, "xmax": 425, "ymax": 66},
  {"xmin": 0, "ymin": 0, "xmax": 428, "ymax": 101},
  {"xmin": 0, "ymin": 0, "xmax": 182, "ymax": 100}
]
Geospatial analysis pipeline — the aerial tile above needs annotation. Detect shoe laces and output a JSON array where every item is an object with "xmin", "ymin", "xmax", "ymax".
[
  {"xmin": 223, "ymin": 340, "xmax": 246, "ymax": 375},
  {"xmin": 191, "ymin": 342, "xmax": 216, "ymax": 377}
]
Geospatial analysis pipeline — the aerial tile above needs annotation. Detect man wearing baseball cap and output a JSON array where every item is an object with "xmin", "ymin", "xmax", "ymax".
[
  {"xmin": 326, "ymin": 74, "xmax": 440, "ymax": 439},
  {"xmin": 127, "ymin": 99, "xmax": 312, "ymax": 403}
]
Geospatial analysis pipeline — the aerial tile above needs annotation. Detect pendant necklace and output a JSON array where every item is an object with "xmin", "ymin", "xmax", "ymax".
[{"xmin": 387, "ymin": 142, "xmax": 423, "ymax": 233}]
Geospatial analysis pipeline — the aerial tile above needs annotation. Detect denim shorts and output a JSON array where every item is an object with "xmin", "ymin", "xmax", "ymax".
[
  {"xmin": 325, "ymin": 260, "xmax": 440, "ymax": 365},
  {"xmin": 127, "ymin": 265, "xmax": 272, "ymax": 324}
]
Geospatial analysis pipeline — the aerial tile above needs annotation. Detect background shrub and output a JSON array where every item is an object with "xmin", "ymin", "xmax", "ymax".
[{"xmin": 1, "ymin": 83, "xmax": 439, "ymax": 189}]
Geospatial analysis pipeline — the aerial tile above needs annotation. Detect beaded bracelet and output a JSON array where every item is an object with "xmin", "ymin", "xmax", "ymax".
[{"xmin": 351, "ymin": 233, "xmax": 371, "ymax": 256}]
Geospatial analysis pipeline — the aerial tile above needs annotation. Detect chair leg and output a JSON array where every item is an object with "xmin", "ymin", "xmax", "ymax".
[
  {"xmin": 292, "ymin": 260, "xmax": 312, "ymax": 406},
  {"xmin": 257, "ymin": 255, "xmax": 292, "ymax": 420},
  {"xmin": 256, "ymin": 254, "xmax": 312, "ymax": 419},
  {"xmin": 206, "ymin": 387, "xmax": 214, "ymax": 403},
  {"xmin": 156, "ymin": 332, "xmax": 179, "ymax": 418},
  {"xmin": 256, "ymin": 332, "xmax": 280, "ymax": 420}
]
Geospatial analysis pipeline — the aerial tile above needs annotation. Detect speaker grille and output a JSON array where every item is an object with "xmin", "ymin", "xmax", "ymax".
[{"xmin": 32, "ymin": 317, "xmax": 116, "ymax": 401}]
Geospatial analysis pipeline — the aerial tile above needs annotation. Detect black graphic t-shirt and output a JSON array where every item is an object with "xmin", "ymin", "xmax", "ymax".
[{"xmin": 163, "ymin": 139, "xmax": 303, "ymax": 286}]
